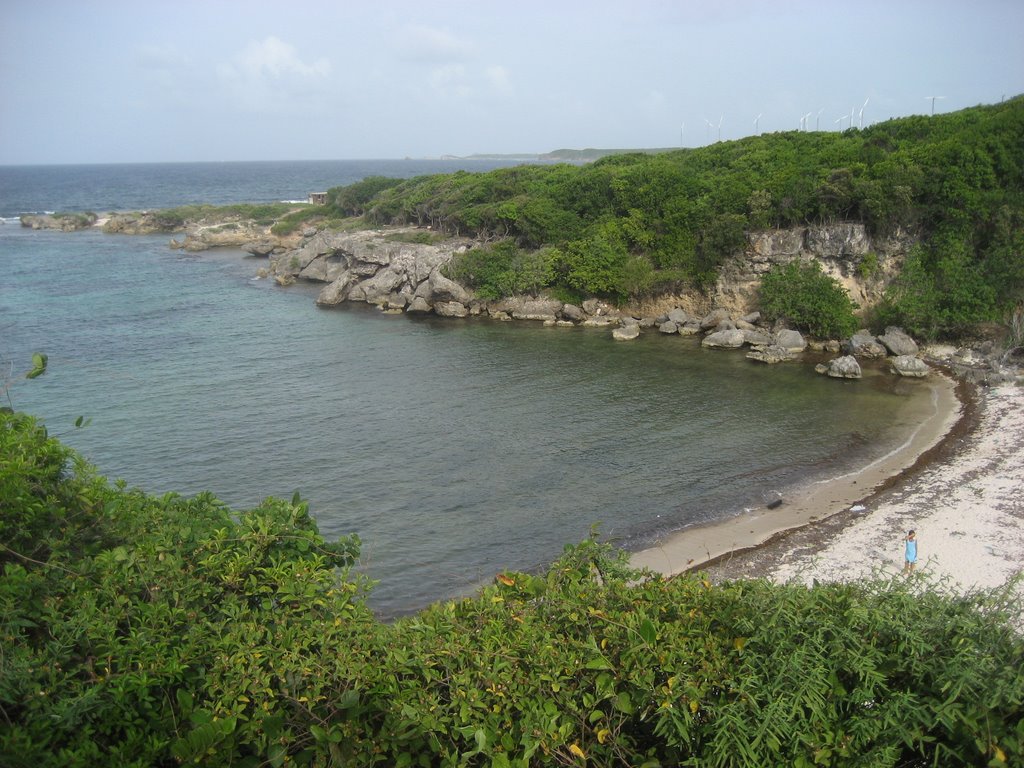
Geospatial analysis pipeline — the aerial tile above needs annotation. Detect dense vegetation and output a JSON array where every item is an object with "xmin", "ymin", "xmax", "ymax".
[
  {"xmin": 314, "ymin": 98, "xmax": 1024, "ymax": 338},
  {"xmin": 2, "ymin": 409, "xmax": 1022, "ymax": 767}
]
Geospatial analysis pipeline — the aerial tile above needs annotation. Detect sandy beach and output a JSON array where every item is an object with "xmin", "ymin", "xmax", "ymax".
[{"xmin": 632, "ymin": 377, "xmax": 1024, "ymax": 595}]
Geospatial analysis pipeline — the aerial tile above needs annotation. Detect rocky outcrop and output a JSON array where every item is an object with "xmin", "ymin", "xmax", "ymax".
[
  {"xmin": 103, "ymin": 211, "xmax": 304, "ymax": 253},
  {"xmin": 714, "ymin": 223, "xmax": 917, "ymax": 317},
  {"xmin": 21, "ymin": 213, "xmax": 98, "ymax": 231},
  {"xmin": 266, "ymin": 229, "xmax": 470, "ymax": 309}
]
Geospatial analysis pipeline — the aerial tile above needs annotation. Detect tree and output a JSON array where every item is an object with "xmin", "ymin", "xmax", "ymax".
[{"xmin": 759, "ymin": 260, "xmax": 859, "ymax": 339}]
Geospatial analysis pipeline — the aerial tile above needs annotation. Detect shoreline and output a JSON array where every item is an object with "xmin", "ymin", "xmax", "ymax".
[
  {"xmin": 630, "ymin": 369, "xmax": 964, "ymax": 576},
  {"xmin": 651, "ymin": 378, "xmax": 1024, "ymax": 596}
]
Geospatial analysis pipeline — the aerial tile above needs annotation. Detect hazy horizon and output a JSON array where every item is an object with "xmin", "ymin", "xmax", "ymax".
[{"xmin": 2, "ymin": 0, "xmax": 1022, "ymax": 165}]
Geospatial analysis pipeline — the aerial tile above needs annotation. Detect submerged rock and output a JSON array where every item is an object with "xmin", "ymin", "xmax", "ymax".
[
  {"xmin": 613, "ymin": 324, "xmax": 641, "ymax": 341},
  {"xmin": 747, "ymin": 344, "xmax": 792, "ymax": 364},
  {"xmin": 817, "ymin": 355, "xmax": 862, "ymax": 379}
]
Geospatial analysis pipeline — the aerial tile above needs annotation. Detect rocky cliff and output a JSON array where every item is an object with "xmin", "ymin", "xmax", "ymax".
[
  {"xmin": 714, "ymin": 222, "xmax": 917, "ymax": 315},
  {"xmin": 256, "ymin": 222, "xmax": 918, "ymax": 325}
]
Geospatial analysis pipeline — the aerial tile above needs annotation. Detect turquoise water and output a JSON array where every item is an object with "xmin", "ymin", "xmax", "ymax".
[{"xmin": 0, "ymin": 162, "xmax": 937, "ymax": 616}]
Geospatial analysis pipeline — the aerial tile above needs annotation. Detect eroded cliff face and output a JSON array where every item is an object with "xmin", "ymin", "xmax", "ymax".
[
  {"xmin": 257, "ymin": 222, "xmax": 921, "ymax": 325},
  {"xmin": 713, "ymin": 223, "xmax": 918, "ymax": 316},
  {"xmin": 265, "ymin": 228, "xmax": 476, "ymax": 311}
]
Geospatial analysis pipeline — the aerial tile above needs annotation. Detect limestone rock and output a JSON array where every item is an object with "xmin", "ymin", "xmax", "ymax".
[
  {"xmin": 511, "ymin": 297, "xmax": 562, "ymax": 322},
  {"xmin": 434, "ymin": 301, "xmax": 468, "ymax": 318},
  {"xmin": 243, "ymin": 240, "xmax": 281, "ymax": 257},
  {"xmin": 426, "ymin": 268, "xmax": 472, "ymax": 305},
  {"xmin": 845, "ymin": 330, "xmax": 887, "ymax": 359},
  {"xmin": 743, "ymin": 329, "xmax": 775, "ymax": 347},
  {"xmin": 406, "ymin": 296, "xmax": 432, "ymax": 313},
  {"xmin": 891, "ymin": 355, "xmax": 929, "ymax": 378},
  {"xmin": 667, "ymin": 308, "xmax": 690, "ymax": 325},
  {"xmin": 702, "ymin": 329, "xmax": 746, "ymax": 349},
  {"xmin": 877, "ymin": 326, "xmax": 919, "ymax": 357},
  {"xmin": 699, "ymin": 308, "xmax": 732, "ymax": 330},
  {"xmin": 315, "ymin": 273, "xmax": 360, "ymax": 306},
  {"xmin": 22, "ymin": 212, "xmax": 98, "ymax": 231},
  {"xmin": 775, "ymin": 329, "xmax": 807, "ymax": 352},
  {"xmin": 613, "ymin": 324, "xmax": 641, "ymax": 341},
  {"xmin": 805, "ymin": 223, "xmax": 870, "ymax": 260},
  {"xmin": 747, "ymin": 344, "xmax": 792, "ymax": 364},
  {"xmin": 560, "ymin": 303, "xmax": 584, "ymax": 322},
  {"xmin": 659, "ymin": 321, "xmax": 679, "ymax": 334},
  {"xmin": 818, "ymin": 355, "xmax": 862, "ymax": 379}
]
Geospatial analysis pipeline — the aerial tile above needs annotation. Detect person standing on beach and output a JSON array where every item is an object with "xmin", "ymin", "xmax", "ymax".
[{"xmin": 903, "ymin": 530, "xmax": 918, "ymax": 573}]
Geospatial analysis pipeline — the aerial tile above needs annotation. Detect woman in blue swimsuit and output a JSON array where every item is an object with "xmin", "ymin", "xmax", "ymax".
[{"xmin": 903, "ymin": 529, "xmax": 918, "ymax": 573}]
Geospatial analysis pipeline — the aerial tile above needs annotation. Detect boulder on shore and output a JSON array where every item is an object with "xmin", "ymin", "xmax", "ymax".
[
  {"xmin": 774, "ymin": 329, "xmax": 807, "ymax": 352},
  {"xmin": 891, "ymin": 355, "xmax": 929, "ymax": 378},
  {"xmin": 878, "ymin": 327, "xmax": 919, "ymax": 357},
  {"xmin": 845, "ymin": 330, "xmax": 887, "ymax": 359},
  {"xmin": 702, "ymin": 329, "xmax": 746, "ymax": 349}
]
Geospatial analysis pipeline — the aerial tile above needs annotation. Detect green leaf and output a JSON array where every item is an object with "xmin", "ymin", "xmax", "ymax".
[
  {"xmin": 639, "ymin": 618, "xmax": 657, "ymax": 645},
  {"xmin": 175, "ymin": 688, "xmax": 194, "ymax": 715},
  {"xmin": 268, "ymin": 743, "xmax": 286, "ymax": 768},
  {"xmin": 26, "ymin": 352, "xmax": 48, "ymax": 379}
]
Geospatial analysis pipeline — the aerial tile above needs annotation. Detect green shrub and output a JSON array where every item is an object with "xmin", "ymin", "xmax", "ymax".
[
  {"xmin": 444, "ymin": 240, "xmax": 557, "ymax": 299},
  {"xmin": 759, "ymin": 260, "xmax": 860, "ymax": 338},
  {"xmin": 3, "ymin": 400, "xmax": 1023, "ymax": 767}
]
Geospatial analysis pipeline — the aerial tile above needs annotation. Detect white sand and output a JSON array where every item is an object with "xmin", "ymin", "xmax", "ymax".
[
  {"xmin": 770, "ymin": 384, "xmax": 1024, "ymax": 592},
  {"xmin": 633, "ymin": 380, "xmax": 1024, "ymax": 596}
]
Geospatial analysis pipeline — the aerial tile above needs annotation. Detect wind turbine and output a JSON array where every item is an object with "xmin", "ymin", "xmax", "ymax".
[
  {"xmin": 924, "ymin": 95, "xmax": 945, "ymax": 115},
  {"xmin": 815, "ymin": 108, "xmax": 824, "ymax": 131},
  {"xmin": 680, "ymin": 122, "xmax": 685, "ymax": 146},
  {"xmin": 802, "ymin": 112, "xmax": 812, "ymax": 131},
  {"xmin": 835, "ymin": 115, "xmax": 848, "ymax": 132},
  {"xmin": 754, "ymin": 113, "xmax": 762, "ymax": 135},
  {"xmin": 859, "ymin": 97, "xmax": 869, "ymax": 128},
  {"xmin": 704, "ymin": 118, "xmax": 713, "ymax": 144},
  {"xmin": 717, "ymin": 115, "xmax": 723, "ymax": 142}
]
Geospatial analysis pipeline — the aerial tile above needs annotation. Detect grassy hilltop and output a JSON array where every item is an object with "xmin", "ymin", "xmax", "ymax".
[{"xmin": 273, "ymin": 97, "xmax": 1023, "ymax": 341}]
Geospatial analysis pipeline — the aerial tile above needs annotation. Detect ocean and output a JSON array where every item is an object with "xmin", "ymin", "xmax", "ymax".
[{"xmin": 0, "ymin": 160, "xmax": 937, "ymax": 617}]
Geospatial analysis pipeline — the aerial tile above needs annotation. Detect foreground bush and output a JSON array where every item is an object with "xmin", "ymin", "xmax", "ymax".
[{"xmin": 1, "ymin": 410, "xmax": 1021, "ymax": 766}]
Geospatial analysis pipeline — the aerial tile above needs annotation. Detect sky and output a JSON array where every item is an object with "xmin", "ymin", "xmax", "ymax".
[{"xmin": 1, "ymin": 0, "xmax": 1022, "ymax": 164}]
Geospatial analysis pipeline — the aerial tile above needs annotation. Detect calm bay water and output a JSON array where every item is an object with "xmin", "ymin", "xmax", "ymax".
[{"xmin": 0, "ymin": 161, "xmax": 935, "ymax": 616}]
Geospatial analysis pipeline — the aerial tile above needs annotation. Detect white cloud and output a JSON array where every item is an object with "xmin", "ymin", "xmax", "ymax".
[
  {"xmin": 485, "ymin": 65, "xmax": 512, "ymax": 92},
  {"xmin": 135, "ymin": 44, "xmax": 193, "ymax": 71},
  {"xmin": 216, "ymin": 36, "xmax": 332, "ymax": 112},
  {"xmin": 220, "ymin": 36, "xmax": 331, "ymax": 80},
  {"xmin": 397, "ymin": 25, "xmax": 475, "ymax": 63},
  {"xmin": 428, "ymin": 64, "xmax": 473, "ymax": 99}
]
